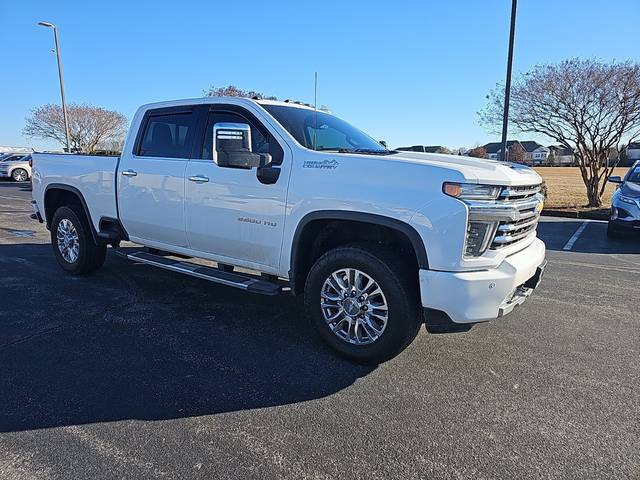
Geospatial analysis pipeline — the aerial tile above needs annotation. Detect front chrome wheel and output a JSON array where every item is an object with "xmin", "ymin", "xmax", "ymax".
[
  {"xmin": 56, "ymin": 218, "xmax": 80, "ymax": 263},
  {"xmin": 320, "ymin": 268, "xmax": 389, "ymax": 345}
]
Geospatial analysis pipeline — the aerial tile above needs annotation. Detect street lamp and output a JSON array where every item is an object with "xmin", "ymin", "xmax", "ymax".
[
  {"xmin": 500, "ymin": 0, "xmax": 517, "ymax": 162},
  {"xmin": 38, "ymin": 21, "xmax": 71, "ymax": 152}
]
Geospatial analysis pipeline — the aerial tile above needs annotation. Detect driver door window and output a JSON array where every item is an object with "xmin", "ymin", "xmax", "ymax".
[{"xmin": 202, "ymin": 112, "xmax": 270, "ymax": 162}]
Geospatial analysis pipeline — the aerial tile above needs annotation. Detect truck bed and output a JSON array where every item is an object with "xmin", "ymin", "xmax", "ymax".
[{"xmin": 31, "ymin": 153, "xmax": 120, "ymax": 231}]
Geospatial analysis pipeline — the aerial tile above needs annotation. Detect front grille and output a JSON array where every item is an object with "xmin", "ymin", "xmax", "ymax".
[
  {"xmin": 497, "ymin": 184, "xmax": 541, "ymax": 201},
  {"xmin": 490, "ymin": 184, "xmax": 542, "ymax": 249}
]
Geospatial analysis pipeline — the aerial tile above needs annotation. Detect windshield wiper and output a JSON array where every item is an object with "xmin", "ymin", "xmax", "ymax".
[
  {"xmin": 315, "ymin": 147, "xmax": 355, "ymax": 153},
  {"xmin": 353, "ymin": 148, "xmax": 392, "ymax": 155},
  {"xmin": 313, "ymin": 147, "xmax": 392, "ymax": 155}
]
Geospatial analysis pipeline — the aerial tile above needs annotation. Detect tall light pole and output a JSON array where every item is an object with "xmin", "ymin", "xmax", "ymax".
[
  {"xmin": 38, "ymin": 21, "xmax": 71, "ymax": 152},
  {"xmin": 500, "ymin": 0, "xmax": 517, "ymax": 162}
]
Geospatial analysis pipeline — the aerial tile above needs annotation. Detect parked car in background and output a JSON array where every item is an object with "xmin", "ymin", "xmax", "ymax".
[
  {"xmin": 607, "ymin": 160, "xmax": 640, "ymax": 237},
  {"xmin": 0, "ymin": 153, "xmax": 32, "ymax": 182}
]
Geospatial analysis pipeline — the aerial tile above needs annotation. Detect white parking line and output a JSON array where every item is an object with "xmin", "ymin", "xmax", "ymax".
[{"xmin": 562, "ymin": 221, "xmax": 590, "ymax": 251}]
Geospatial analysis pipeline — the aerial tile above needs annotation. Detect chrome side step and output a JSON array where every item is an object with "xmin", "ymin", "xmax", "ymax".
[{"xmin": 125, "ymin": 251, "xmax": 281, "ymax": 296}]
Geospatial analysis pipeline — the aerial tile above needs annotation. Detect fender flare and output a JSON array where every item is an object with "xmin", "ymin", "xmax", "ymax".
[
  {"xmin": 289, "ymin": 210, "xmax": 429, "ymax": 279},
  {"xmin": 44, "ymin": 183, "xmax": 100, "ymax": 244}
]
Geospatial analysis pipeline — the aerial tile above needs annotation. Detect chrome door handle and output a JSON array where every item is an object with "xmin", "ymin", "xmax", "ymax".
[
  {"xmin": 188, "ymin": 175, "xmax": 209, "ymax": 183},
  {"xmin": 121, "ymin": 169, "xmax": 137, "ymax": 177}
]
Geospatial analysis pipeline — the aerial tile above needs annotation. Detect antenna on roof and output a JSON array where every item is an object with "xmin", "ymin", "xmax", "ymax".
[{"xmin": 313, "ymin": 72, "xmax": 318, "ymax": 151}]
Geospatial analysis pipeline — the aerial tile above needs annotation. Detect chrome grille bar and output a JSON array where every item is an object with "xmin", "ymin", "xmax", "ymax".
[{"xmin": 489, "ymin": 184, "xmax": 543, "ymax": 250}]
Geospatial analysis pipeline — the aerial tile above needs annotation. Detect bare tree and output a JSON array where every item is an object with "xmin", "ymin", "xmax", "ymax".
[
  {"xmin": 204, "ymin": 85, "xmax": 277, "ymax": 100},
  {"xmin": 508, "ymin": 142, "xmax": 526, "ymax": 164},
  {"xmin": 467, "ymin": 146, "xmax": 487, "ymax": 158},
  {"xmin": 24, "ymin": 104, "xmax": 128, "ymax": 153},
  {"xmin": 436, "ymin": 146, "xmax": 453, "ymax": 155},
  {"xmin": 479, "ymin": 59, "xmax": 640, "ymax": 207}
]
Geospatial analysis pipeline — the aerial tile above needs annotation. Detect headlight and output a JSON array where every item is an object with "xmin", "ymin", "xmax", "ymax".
[
  {"xmin": 443, "ymin": 182, "xmax": 501, "ymax": 201},
  {"xmin": 465, "ymin": 221, "xmax": 498, "ymax": 257},
  {"xmin": 618, "ymin": 195, "xmax": 639, "ymax": 207}
]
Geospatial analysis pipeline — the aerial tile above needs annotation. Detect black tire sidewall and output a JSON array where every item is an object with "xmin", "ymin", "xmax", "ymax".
[
  {"xmin": 51, "ymin": 206, "xmax": 96, "ymax": 274},
  {"xmin": 304, "ymin": 246, "xmax": 420, "ymax": 364}
]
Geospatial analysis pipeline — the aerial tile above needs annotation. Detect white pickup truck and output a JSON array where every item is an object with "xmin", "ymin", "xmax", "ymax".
[{"xmin": 31, "ymin": 97, "xmax": 546, "ymax": 363}]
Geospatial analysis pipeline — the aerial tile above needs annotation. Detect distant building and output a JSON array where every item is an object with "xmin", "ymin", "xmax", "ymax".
[
  {"xmin": 483, "ymin": 141, "xmax": 520, "ymax": 160},
  {"xmin": 396, "ymin": 145, "xmax": 450, "ymax": 154},
  {"xmin": 547, "ymin": 145, "xmax": 576, "ymax": 166},
  {"xmin": 482, "ymin": 140, "xmax": 548, "ymax": 165}
]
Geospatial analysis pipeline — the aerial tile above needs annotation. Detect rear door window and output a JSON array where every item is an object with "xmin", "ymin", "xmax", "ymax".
[{"xmin": 138, "ymin": 112, "xmax": 195, "ymax": 158}]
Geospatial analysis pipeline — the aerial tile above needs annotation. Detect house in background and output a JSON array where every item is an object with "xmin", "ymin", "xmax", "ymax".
[
  {"xmin": 521, "ymin": 142, "xmax": 549, "ymax": 165},
  {"xmin": 396, "ymin": 145, "xmax": 450, "ymax": 153},
  {"xmin": 482, "ymin": 140, "xmax": 548, "ymax": 165},
  {"xmin": 482, "ymin": 141, "xmax": 521, "ymax": 160},
  {"xmin": 547, "ymin": 145, "xmax": 576, "ymax": 166}
]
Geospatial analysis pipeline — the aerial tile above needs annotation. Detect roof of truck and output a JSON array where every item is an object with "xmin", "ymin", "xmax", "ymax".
[{"xmin": 138, "ymin": 97, "xmax": 317, "ymax": 112}]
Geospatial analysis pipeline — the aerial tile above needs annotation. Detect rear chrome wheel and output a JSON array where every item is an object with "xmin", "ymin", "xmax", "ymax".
[
  {"xmin": 56, "ymin": 218, "xmax": 80, "ymax": 263},
  {"xmin": 320, "ymin": 268, "xmax": 388, "ymax": 345},
  {"xmin": 51, "ymin": 205, "xmax": 106, "ymax": 275}
]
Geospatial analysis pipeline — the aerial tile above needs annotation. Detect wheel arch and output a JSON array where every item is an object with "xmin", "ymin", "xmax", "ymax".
[
  {"xmin": 289, "ymin": 210, "xmax": 428, "ymax": 295},
  {"xmin": 44, "ymin": 184, "xmax": 99, "ymax": 244}
]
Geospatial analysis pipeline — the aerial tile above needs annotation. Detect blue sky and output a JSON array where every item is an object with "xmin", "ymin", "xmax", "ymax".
[{"xmin": 1, "ymin": 0, "xmax": 639, "ymax": 151}]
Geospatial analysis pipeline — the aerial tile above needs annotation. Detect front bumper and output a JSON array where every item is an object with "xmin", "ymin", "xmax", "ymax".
[
  {"xmin": 419, "ymin": 238, "xmax": 546, "ymax": 323},
  {"xmin": 610, "ymin": 197, "xmax": 640, "ymax": 230}
]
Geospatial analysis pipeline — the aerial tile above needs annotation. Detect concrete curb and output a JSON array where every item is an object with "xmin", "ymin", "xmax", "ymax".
[{"xmin": 541, "ymin": 209, "xmax": 609, "ymax": 221}]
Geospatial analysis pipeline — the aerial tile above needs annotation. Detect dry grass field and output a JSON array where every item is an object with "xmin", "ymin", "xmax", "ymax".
[{"xmin": 534, "ymin": 167, "xmax": 628, "ymax": 209}]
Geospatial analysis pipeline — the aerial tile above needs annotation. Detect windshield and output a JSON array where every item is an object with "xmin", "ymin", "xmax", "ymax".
[
  {"xmin": 627, "ymin": 165, "xmax": 640, "ymax": 184},
  {"xmin": 261, "ymin": 104, "xmax": 389, "ymax": 154}
]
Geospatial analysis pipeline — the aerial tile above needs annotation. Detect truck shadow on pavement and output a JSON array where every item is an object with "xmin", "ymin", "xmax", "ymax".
[{"xmin": 0, "ymin": 244, "xmax": 375, "ymax": 433}]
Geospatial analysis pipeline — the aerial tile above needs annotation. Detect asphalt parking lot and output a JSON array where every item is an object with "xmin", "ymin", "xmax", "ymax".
[{"xmin": 1, "ymin": 180, "xmax": 639, "ymax": 480}]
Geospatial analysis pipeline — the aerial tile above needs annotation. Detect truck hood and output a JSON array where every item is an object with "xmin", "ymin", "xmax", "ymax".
[{"xmin": 384, "ymin": 151, "xmax": 542, "ymax": 186}]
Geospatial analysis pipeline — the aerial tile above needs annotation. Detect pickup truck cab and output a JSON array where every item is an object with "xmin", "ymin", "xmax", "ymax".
[{"xmin": 31, "ymin": 97, "xmax": 546, "ymax": 363}]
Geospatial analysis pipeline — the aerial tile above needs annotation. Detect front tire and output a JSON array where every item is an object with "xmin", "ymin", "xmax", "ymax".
[
  {"xmin": 304, "ymin": 244, "xmax": 422, "ymax": 364},
  {"xmin": 12, "ymin": 168, "xmax": 29, "ymax": 182},
  {"xmin": 51, "ymin": 205, "xmax": 107, "ymax": 275}
]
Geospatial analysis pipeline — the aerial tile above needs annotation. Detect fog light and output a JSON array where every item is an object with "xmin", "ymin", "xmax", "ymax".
[{"xmin": 465, "ymin": 221, "xmax": 497, "ymax": 257}]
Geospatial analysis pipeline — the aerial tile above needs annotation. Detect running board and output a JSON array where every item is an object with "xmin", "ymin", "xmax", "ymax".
[{"xmin": 125, "ymin": 251, "xmax": 281, "ymax": 296}]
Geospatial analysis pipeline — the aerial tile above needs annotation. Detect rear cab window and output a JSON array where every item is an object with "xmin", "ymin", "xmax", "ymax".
[{"xmin": 137, "ymin": 109, "xmax": 196, "ymax": 158}]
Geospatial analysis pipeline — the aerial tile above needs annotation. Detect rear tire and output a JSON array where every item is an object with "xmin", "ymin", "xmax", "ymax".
[
  {"xmin": 304, "ymin": 243, "xmax": 422, "ymax": 364},
  {"xmin": 51, "ymin": 205, "xmax": 107, "ymax": 275},
  {"xmin": 12, "ymin": 168, "xmax": 29, "ymax": 182}
]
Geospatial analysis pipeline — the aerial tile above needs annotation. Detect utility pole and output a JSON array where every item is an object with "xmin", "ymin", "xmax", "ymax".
[
  {"xmin": 38, "ymin": 21, "xmax": 71, "ymax": 152},
  {"xmin": 500, "ymin": 0, "xmax": 517, "ymax": 162}
]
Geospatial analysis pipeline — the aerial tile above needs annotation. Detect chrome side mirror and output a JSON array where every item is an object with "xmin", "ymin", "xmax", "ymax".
[
  {"xmin": 608, "ymin": 176, "xmax": 623, "ymax": 184},
  {"xmin": 213, "ymin": 122, "xmax": 261, "ymax": 169}
]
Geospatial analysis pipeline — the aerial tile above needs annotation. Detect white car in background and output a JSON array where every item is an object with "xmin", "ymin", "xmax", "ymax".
[{"xmin": 0, "ymin": 153, "xmax": 32, "ymax": 182}]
